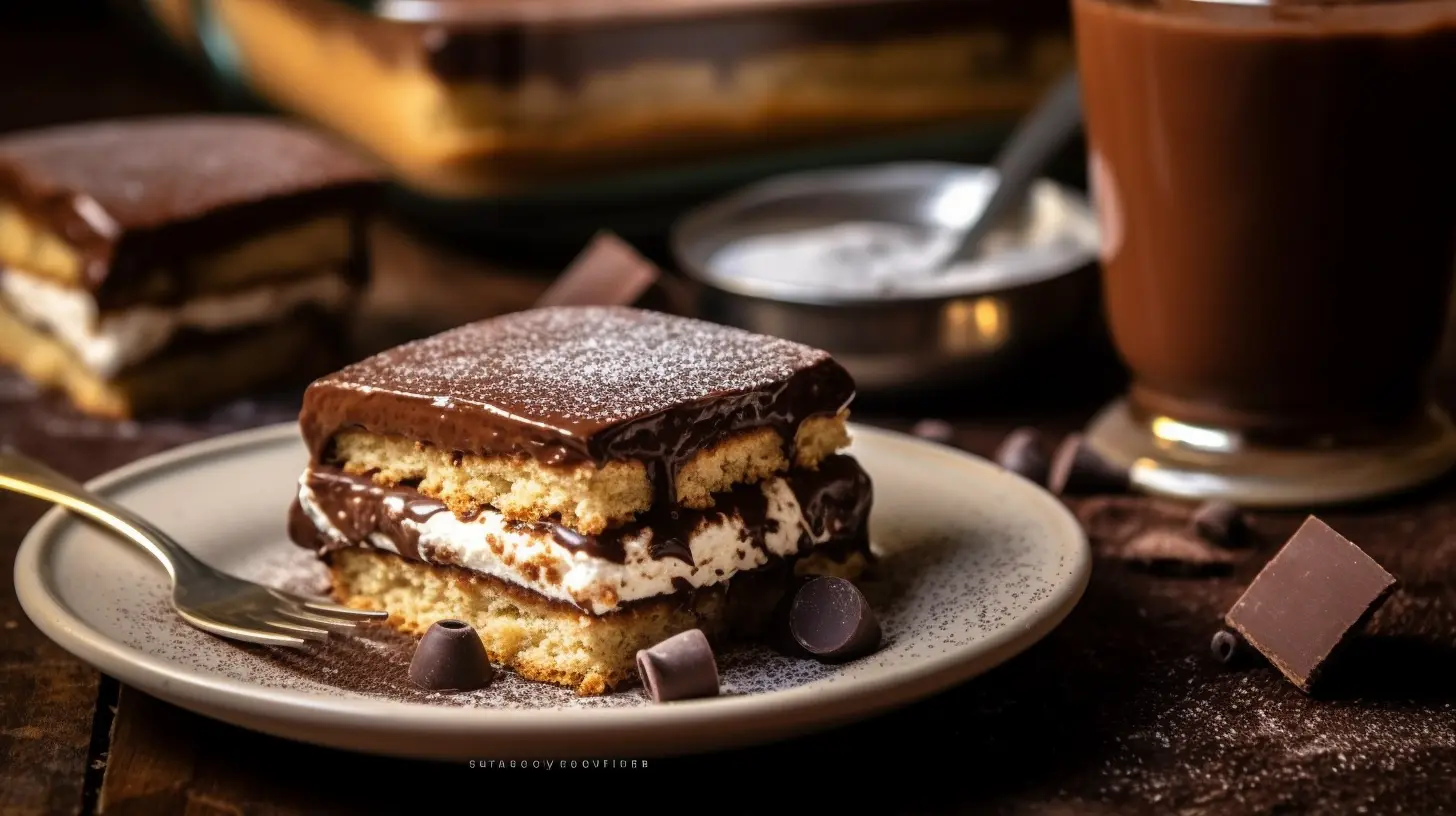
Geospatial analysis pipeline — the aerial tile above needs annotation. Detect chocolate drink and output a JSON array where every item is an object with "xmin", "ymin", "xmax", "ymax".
[{"xmin": 1075, "ymin": 0, "xmax": 1456, "ymax": 438}]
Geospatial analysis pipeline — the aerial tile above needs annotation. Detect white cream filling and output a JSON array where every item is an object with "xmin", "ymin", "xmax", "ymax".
[
  {"xmin": 0, "ymin": 268, "xmax": 354, "ymax": 378},
  {"xmin": 297, "ymin": 473, "xmax": 843, "ymax": 615}
]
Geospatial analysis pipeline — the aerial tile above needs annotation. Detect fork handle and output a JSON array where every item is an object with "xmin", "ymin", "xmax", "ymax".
[{"xmin": 0, "ymin": 448, "xmax": 202, "ymax": 583}]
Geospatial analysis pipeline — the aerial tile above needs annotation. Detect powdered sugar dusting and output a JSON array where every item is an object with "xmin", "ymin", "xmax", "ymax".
[{"xmin": 317, "ymin": 306, "xmax": 843, "ymax": 430}]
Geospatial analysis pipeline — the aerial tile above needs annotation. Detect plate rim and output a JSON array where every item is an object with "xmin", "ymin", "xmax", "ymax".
[{"xmin": 14, "ymin": 421, "xmax": 1090, "ymax": 754}]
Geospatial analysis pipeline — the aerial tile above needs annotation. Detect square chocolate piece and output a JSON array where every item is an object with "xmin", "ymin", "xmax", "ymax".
[
  {"xmin": 536, "ymin": 231, "xmax": 660, "ymax": 308},
  {"xmin": 534, "ymin": 231, "xmax": 691, "ymax": 314},
  {"xmin": 1225, "ymin": 516, "xmax": 1397, "ymax": 692}
]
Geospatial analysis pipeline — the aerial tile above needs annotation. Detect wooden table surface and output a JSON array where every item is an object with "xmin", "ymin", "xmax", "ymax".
[{"xmin": 4, "ymin": 9, "xmax": 1456, "ymax": 815}]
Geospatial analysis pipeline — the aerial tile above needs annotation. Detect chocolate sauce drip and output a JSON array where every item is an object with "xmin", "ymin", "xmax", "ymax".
[
  {"xmin": 789, "ymin": 455, "xmax": 874, "ymax": 552},
  {"xmin": 286, "ymin": 497, "xmax": 316, "ymax": 550},
  {"xmin": 649, "ymin": 534, "xmax": 695, "ymax": 566},
  {"xmin": 546, "ymin": 524, "xmax": 593, "ymax": 552},
  {"xmin": 670, "ymin": 577, "xmax": 695, "ymax": 594},
  {"xmin": 296, "ymin": 468, "xmax": 450, "ymax": 560},
  {"xmin": 290, "ymin": 456, "xmax": 871, "ymax": 569}
]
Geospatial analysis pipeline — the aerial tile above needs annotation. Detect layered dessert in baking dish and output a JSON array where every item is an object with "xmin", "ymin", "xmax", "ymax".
[
  {"xmin": 207, "ymin": 0, "xmax": 1073, "ymax": 195},
  {"xmin": 288, "ymin": 305, "xmax": 873, "ymax": 694},
  {"xmin": 0, "ymin": 116, "xmax": 382, "ymax": 417}
]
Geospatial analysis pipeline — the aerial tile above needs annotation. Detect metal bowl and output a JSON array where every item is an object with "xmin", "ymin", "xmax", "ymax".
[{"xmin": 670, "ymin": 161, "xmax": 1102, "ymax": 394}]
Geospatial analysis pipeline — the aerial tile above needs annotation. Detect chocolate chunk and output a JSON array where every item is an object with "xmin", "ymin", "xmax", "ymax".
[
  {"xmin": 408, "ymin": 619, "xmax": 495, "ymax": 691},
  {"xmin": 1191, "ymin": 500, "xmax": 1249, "ymax": 547},
  {"xmin": 995, "ymin": 427, "xmax": 1050, "ymax": 484},
  {"xmin": 789, "ymin": 576, "xmax": 882, "ymax": 662},
  {"xmin": 1048, "ymin": 433, "xmax": 1129, "ymax": 495},
  {"xmin": 535, "ymin": 231, "xmax": 690, "ymax": 314},
  {"xmin": 636, "ymin": 629, "xmax": 720, "ymax": 702},
  {"xmin": 1115, "ymin": 529, "xmax": 1237, "ymax": 577},
  {"xmin": 910, "ymin": 418, "xmax": 956, "ymax": 445},
  {"xmin": 1225, "ymin": 516, "xmax": 1398, "ymax": 693}
]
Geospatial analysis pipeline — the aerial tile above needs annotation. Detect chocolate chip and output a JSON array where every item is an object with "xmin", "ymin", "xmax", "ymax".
[
  {"xmin": 994, "ymin": 427, "xmax": 1050, "ymax": 485},
  {"xmin": 636, "ymin": 629, "xmax": 720, "ymax": 702},
  {"xmin": 1210, "ymin": 628, "xmax": 1243, "ymax": 665},
  {"xmin": 1191, "ymin": 500, "xmax": 1249, "ymax": 547},
  {"xmin": 1115, "ymin": 529, "xmax": 1238, "ymax": 577},
  {"xmin": 1209, "ymin": 628, "xmax": 1264, "ymax": 668},
  {"xmin": 767, "ymin": 575, "xmax": 815, "ymax": 657},
  {"xmin": 789, "ymin": 576, "xmax": 882, "ymax": 662},
  {"xmin": 911, "ymin": 419, "xmax": 956, "ymax": 446},
  {"xmin": 1048, "ymin": 433, "xmax": 1129, "ymax": 495},
  {"xmin": 408, "ymin": 619, "xmax": 494, "ymax": 691}
]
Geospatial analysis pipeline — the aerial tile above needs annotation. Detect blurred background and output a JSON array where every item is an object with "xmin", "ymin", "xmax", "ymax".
[
  {"xmin": 9, "ymin": 0, "xmax": 1082, "ymax": 261},
  {"xmin": 0, "ymin": 0, "xmax": 1112, "ymax": 416}
]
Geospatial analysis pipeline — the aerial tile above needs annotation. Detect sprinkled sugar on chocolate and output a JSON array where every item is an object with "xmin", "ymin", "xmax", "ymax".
[{"xmin": 300, "ymin": 306, "xmax": 856, "ymax": 483}]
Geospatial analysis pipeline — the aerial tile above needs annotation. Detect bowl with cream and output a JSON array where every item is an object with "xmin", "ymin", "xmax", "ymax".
[{"xmin": 670, "ymin": 162, "xmax": 1102, "ymax": 393}]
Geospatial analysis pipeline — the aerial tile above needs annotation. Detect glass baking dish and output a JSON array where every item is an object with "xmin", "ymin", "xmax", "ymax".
[{"xmin": 151, "ymin": 0, "xmax": 1071, "ymax": 199}]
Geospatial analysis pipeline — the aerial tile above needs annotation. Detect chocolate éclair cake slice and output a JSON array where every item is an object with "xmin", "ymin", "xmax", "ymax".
[
  {"xmin": 289, "ymin": 305, "xmax": 873, "ymax": 695},
  {"xmin": 0, "ymin": 115, "xmax": 382, "ymax": 417}
]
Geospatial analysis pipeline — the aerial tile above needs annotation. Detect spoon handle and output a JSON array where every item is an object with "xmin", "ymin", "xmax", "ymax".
[{"xmin": 951, "ymin": 70, "xmax": 1082, "ymax": 260}]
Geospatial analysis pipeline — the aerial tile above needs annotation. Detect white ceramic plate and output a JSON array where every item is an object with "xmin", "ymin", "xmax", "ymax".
[{"xmin": 15, "ymin": 422, "xmax": 1089, "ymax": 760}]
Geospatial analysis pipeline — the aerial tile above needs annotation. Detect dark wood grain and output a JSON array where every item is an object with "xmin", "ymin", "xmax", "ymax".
[{"xmin": 0, "ymin": 542, "xmax": 102, "ymax": 816}]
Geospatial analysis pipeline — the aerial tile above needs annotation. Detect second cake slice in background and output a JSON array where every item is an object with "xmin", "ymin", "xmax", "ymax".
[{"xmin": 0, "ymin": 115, "xmax": 384, "ymax": 417}]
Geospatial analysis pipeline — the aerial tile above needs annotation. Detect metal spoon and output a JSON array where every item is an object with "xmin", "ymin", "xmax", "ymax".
[{"xmin": 935, "ymin": 69, "xmax": 1083, "ymax": 270}]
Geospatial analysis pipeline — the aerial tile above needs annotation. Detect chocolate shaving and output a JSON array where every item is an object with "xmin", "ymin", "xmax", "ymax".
[
  {"xmin": 994, "ymin": 427, "xmax": 1050, "ymax": 485},
  {"xmin": 1191, "ymin": 500, "xmax": 1250, "ymax": 547},
  {"xmin": 1049, "ymin": 433, "xmax": 1129, "ymax": 495}
]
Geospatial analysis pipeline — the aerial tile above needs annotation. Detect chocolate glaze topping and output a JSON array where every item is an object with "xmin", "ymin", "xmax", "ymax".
[
  {"xmin": 299, "ymin": 468, "xmax": 452, "ymax": 562},
  {"xmin": 299, "ymin": 306, "xmax": 857, "ymax": 500},
  {"xmin": 0, "ymin": 116, "xmax": 383, "ymax": 305},
  {"xmin": 293, "ymin": 454, "xmax": 872, "ymax": 567}
]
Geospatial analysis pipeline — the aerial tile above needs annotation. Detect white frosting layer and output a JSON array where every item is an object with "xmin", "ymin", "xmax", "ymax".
[
  {"xmin": 297, "ymin": 471, "xmax": 842, "ymax": 615},
  {"xmin": 0, "ymin": 269, "xmax": 354, "ymax": 377}
]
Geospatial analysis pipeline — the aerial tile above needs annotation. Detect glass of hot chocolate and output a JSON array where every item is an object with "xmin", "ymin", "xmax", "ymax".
[{"xmin": 1072, "ymin": 0, "xmax": 1456, "ymax": 506}]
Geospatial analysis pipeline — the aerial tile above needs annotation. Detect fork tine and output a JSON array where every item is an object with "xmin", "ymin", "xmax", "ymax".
[
  {"xmin": 266, "ymin": 589, "xmax": 388, "ymax": 620},
  {"xmin": 298, "ymin": 599, "xmax": 389, "ymax": 620},
  {"xmin": 276, "ymin": 606, "xmax": 359, "ymax": 631},
  {"xmin": 177, "ymin": 609, "xmax": 309, "ymax": 649},
  {"xmin": 256, "ymin": 618, "xmax": 332, "ymax": 641}
]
